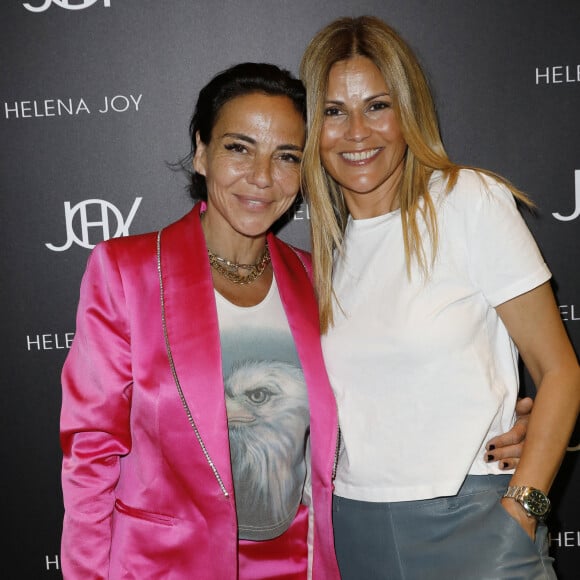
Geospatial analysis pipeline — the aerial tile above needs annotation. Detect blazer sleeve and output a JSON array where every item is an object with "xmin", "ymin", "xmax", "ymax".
[{"xmin": 60, "ymin": 241, "xmax": 133, "ymax": 579}]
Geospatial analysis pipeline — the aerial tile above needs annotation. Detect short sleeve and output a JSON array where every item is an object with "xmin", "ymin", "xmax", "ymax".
[{"xmin": 459, "ymin": 172, "xmax": 551, "ymax": 306}]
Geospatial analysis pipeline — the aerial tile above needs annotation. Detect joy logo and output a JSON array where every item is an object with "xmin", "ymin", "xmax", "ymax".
[
  {"xmin": 552, "ymin": 170, "xmax": 580, "ymax": 221},
  {"xmin": 23, "ymin": 0, "xmax": 110, "ymax": 12},
  {"xmin": 46, "ymin": 197, "xmax": 142, "ymax": 251}
]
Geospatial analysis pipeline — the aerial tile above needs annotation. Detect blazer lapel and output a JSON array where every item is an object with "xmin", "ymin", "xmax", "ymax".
[
  {"xmin": 158, "ymin": 204, "xmax": 233, "ymax": 494},
  {"xmin": 269, "ymin": 236, "xmax": 339, "ymax": 474}
]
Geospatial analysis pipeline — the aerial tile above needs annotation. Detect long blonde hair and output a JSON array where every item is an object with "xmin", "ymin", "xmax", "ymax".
[{"xmin": 300, "ymin": 16, "xmax": 530, "ymax": 332}]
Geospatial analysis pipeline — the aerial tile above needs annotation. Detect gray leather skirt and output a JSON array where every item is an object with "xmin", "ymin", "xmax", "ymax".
[{"xmin": 332, "ymin": 474, "xmax": 557, "ymax": 580}]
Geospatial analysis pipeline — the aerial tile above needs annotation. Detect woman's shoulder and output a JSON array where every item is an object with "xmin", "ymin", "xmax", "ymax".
[
  {"xmin": 94, "ymin": 229, "xmax": 158, "ymax": 257},
  {"xmin": 94, "ymin": 207, "xmax": 198, "ymax": 262},
  {"xmin": 84, "ymin": 230, "xmax": 159, "ymax": 280},
  {"xmin": 434, "ymin": 168, "xmax": 516, "ymax": 209}
]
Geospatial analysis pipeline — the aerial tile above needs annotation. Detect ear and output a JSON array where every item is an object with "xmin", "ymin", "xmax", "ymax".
[{"xmin": 192, "ymin": 132, "xmax": 207, "ymax": 177}]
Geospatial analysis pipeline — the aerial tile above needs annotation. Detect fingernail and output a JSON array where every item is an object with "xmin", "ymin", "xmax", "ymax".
[
  {"xmin": 487, "ymin": 454, "xmax": 494, "ymax": 462},
  {"xmin": 488, "ymin": 444, "xmax": 495, "ymax": 451}
]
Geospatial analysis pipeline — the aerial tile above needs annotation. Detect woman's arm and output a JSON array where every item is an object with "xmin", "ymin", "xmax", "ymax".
[
  {"xmin": 60, "ymin": 242, "xmax": 133, "ymax": 577},
  {"xmin": 496, "ymin": 281, "xmax": 580, "ymax": 537}
]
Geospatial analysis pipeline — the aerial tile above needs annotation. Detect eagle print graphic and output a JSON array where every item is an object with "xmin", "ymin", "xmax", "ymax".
[{"xmin": 225, "ymin": 359, "xmax": 309, "ymax": 540}]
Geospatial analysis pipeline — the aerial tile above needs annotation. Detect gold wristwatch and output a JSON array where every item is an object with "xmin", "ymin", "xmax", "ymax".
[{"xmin": 503, "ymin": 485, "xmax": 551, "ymax": 521}]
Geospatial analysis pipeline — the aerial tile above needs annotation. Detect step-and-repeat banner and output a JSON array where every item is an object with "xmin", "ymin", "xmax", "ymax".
[{"xmin": 2, "ymin": 1, "xmax": 578, "ymax": 577}]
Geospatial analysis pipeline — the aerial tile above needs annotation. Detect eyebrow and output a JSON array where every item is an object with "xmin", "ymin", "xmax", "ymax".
[
  {"xmin": 221, "ymin": 132, "xmax": 303, "ymax": 152},
  {"xmin": 325, "ymin": 92, "xmax": 391, "ymax": 104}
]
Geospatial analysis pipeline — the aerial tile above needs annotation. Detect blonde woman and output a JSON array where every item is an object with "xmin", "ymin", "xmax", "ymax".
[{"xmin": 300, "ymin": 16, "xmax": 580, "ymax": 579}]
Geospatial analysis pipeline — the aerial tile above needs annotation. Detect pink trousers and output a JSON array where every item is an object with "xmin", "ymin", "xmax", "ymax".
[{"xmin": 238, "ymin": 504, "xmax": 309, "ymax": 579}]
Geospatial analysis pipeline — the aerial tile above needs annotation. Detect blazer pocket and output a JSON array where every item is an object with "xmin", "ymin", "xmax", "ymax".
[{"xmin": 115, "ymin": 499, "xmax": 174, "ymax": 526}]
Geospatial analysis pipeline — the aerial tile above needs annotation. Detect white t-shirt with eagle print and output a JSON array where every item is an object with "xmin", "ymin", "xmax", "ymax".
[{"xmin": 215, "ymin": 274, "xmax": 310, "ymax": 541}]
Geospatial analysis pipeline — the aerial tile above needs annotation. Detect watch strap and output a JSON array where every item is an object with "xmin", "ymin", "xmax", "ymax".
[
  {"xmin": 503, "ymin": 485, "xmax": 527, "ymax": 501},
  {"xmin": 503, "ymin": 485, "xmax": 550, "ymax": 520}
]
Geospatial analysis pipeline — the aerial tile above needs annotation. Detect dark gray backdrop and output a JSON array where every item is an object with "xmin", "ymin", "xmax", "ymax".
[{"xmin": 1, "ymin": 1, "xmax": 579, "ymax": 577}]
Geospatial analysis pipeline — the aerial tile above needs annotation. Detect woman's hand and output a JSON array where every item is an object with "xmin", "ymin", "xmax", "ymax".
[
  {"xmin": 500, "ymin": 497, "xmax": 537, "ymax": 540},
  {"xmin": 485, "ymin": 397, "xmax": 533, "ymax": 469}
]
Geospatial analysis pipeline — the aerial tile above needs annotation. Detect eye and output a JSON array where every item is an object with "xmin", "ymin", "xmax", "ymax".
[
  {"xmin": 278, "ymin": 152, "xmax": 302, "ymax": 164},
  {"xmin": 323, "ymin": 106, "xmax": 342, "ymax": 117},
  {"xmin": 368, "ymin": 100, "xmax": 391, "ymax": 112},
  {"xmin": 246, "ymin": 387, "xmax": 273, "ymax": 405},
  {"xmin": 224, "ymin": 142, "xmax": 247, "ymax": 154}
]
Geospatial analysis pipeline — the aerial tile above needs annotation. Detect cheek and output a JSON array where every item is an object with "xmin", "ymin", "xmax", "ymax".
[
  {"xmin": 320, "ymin": 122, "xmax": 340, "ymax": 149},
  {"xmin": 319, "ymin": 142, "xmax": 333, "ymax": 170},
  {"xmin": 390, "ymin": 135, "xmax": 408, "ymax": 160},
  {"xmin": 207, "ymin": 157, "xmax": 247, "ymax": 186},
  {"xmin": 320, "ymin": 124, "xmax": 343, "ymax": 168},
  {"xmin": 274, "ymin": 167, "xmax": 301, "ymax": 198},
  {"xmin": 379, "ymin": 115, "xmax": 404, "ymax": 144}
]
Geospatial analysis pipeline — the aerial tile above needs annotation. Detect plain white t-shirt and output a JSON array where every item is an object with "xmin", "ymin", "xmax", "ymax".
[{"xmin": 321, "ymin": 170, "xmax": 551, "ymax": 502}]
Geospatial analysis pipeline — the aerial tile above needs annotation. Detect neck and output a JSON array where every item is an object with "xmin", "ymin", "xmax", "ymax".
[
  {"xmin": 345, "ymin": 191, "xmax": 400, "ymax": 219},
  {"xmin": 200, "ymin": 210, "xmax": 267, "ymax": 264},
  {"xmin": 342, "ymin": 183, "xmax": 401, "ymax": 220},
  {"xmin": 343, "ymin": 163, "xmax": 403, "ymax": 219}
]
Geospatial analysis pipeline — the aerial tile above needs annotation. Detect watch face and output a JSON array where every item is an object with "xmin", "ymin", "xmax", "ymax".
[{"xmin": 523, "ymin": 489, "xmax": 551, "ymax": 517}]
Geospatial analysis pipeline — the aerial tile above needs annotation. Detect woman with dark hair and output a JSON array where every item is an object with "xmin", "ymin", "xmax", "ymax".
[
  {"xmin": 300, "ymin": 16, "xmax": 580, "ymax": 579},
  {"xmin": 60, "ymin": 62, "xmax": 341, "ymax": 579}
]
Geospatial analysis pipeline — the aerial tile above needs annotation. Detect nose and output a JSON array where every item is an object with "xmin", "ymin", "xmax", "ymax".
[
  {"xmin": 248, "ymin": 155, "xmax": 273, "ymax": 189},
  {"xmin": 345, "ymin": 111, "xmax": 371, "ymax": 141}
]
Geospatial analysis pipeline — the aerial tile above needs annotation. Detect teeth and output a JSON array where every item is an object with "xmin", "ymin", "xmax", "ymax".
[{"xmin": 341, "ymin": 149, "xmax": 379, "ymax": 162}]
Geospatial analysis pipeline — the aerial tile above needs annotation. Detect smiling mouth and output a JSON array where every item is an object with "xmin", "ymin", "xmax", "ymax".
[
  {"xmin": 239, "ymin": 196, "xmax": 270, "ymax": 208},
  {"xmin": 340, "ymin": 148, "xmax": 381, "ymax": 162}
]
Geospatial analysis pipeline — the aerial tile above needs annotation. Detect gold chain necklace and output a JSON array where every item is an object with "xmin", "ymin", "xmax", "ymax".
[{"xmin": 207, "ymin": 245, "xmax": 271, "ymax": 285}]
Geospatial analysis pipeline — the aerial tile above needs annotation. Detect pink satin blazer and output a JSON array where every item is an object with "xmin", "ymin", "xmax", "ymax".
[{"xmin": 60, "ymin": 204, "xmax": 341, "ymax": 579}]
